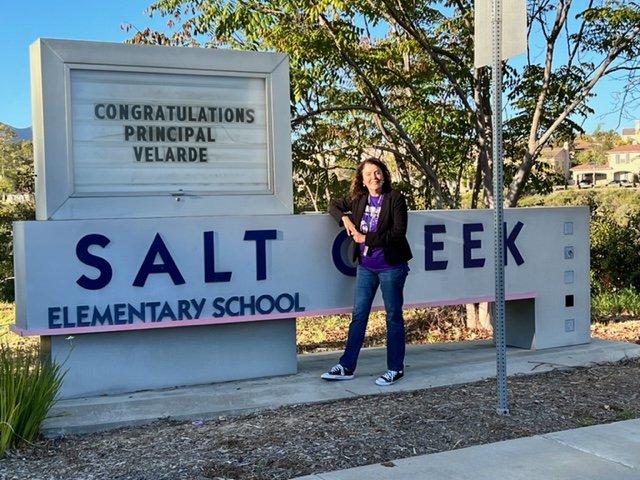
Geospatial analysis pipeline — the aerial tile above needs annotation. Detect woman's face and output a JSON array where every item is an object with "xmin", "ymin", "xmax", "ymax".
[{"xmin": 362, "ymin": 162, "xmax": 384, "ymax": 195}]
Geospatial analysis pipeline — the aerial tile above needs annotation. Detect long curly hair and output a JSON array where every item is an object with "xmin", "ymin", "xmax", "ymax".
[{"xmin": 349, "ymin": 158, "xmax": 393, "ymax": 200}]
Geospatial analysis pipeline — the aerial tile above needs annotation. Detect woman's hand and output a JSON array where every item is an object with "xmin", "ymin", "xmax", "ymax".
[
  {"xmin": 351, "ymin": 231, "xmax": 365, "ymax": 243},
  {"xmin": 342, "ymin": 216, "xmax": 357, "ymax": 236},
  {"xmin": 342, "ymin": 216, "xmax": 365, "ymax": 243}
]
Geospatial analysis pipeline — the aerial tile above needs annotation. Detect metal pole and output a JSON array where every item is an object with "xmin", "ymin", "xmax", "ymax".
[{"xmin": 492, "ymin": 0, "xmax": 509, "ymax": 415}]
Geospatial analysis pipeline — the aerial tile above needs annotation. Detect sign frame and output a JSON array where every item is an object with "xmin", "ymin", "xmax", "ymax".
[{"xmin": 30, "ymin": 38, "xmax": 293, "ymax": 220}]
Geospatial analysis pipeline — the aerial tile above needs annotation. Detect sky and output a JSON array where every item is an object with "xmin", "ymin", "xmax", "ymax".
[
  {"xmin": 1, "ymin": 1, "xmax": 635, "ymax": 134},
  {"xmin": 2, "ymin": 0, "xmax": 167, "ymax": 129}
]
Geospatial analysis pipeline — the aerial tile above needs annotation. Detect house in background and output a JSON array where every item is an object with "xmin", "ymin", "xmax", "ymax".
[
  {"xmin": 621, "ymin": 120, "xmax": 640, "ymax": 143},
  {"xmin": 605, "ymin": 143, "xmax": 640, "ymax": 182},
  {"xmin": 570, "ymin": 162, "xmax": 612, "ymax": 186},
  {"xmin": 539, "ymin": 141, "xmax": 572, "ymax": 180},
  {"xmin": 570, "ymin": 143, "xmax": 640, "ymax": 186}
]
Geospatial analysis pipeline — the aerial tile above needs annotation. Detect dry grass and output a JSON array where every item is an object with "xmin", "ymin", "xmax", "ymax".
[
  {"xmin": 0, "ymin": 303, "xmax": 36, "ymax": 351},
  {"xmin": 297, "ymin": 306, "xmax": 640, "ymax": 353}
]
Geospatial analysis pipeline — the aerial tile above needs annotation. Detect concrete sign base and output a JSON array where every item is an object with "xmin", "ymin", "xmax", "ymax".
[{"xmin": 45, "ymin": 319, "xmax": 297, "ymax": 399}]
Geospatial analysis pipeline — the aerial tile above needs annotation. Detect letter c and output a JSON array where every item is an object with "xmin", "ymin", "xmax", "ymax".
[{"xmin": 331, "ymin": 230, "xmax": 356, "ymax": 277}]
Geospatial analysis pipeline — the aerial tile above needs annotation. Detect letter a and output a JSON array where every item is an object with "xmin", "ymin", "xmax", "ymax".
[{"xmin": 133, "ymin": 234, "xmax": 186, "ymax": 287}]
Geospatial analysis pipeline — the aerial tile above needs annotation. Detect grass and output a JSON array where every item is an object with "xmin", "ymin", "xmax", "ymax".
[
  {"xmin": 296, "ymin": 306, "xmax": 492, "ymax": 354},
  {"xmin": 591, "ymin": 287, "xmax": 640, "ymax": 318},
  {"xmin": 0, "ymin": 341, "xmax": 65, "ymax": 456},
  {"xmin": 0, "ymin": 303, "xmax": 65, "ymax": 457},
  {"xmin": 0, "ymin": 304, "xmax": 36, "ymax": 351}
]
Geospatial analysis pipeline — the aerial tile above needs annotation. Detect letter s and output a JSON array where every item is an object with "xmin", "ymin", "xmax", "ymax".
[{"xmin": 76, "ymin": 234, "xmax": 113, "ymax": 290}]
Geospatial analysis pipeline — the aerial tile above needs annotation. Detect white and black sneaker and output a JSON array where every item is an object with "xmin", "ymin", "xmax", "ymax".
[
  {"xmin": 321, "ymin": 364, "xmax": 354, "ymax": 380},
  {"xmin": 375, "ymin": 370, "xmax": 404, "ymax": 386}
]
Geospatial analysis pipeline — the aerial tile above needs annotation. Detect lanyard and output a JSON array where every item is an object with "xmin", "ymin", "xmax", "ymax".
[{"xmin": 362, "ymin": 194, "xmax": 383, "ymax": 233}]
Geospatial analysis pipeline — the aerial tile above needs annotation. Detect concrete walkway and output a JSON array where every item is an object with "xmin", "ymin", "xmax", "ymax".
[
  {"xmin": 41, "ymin": 338, "xmax": 640, "ymax": 479},
  {"xmin": 293, "ymin": 419, "xmax": 640, "ymax": 479}
]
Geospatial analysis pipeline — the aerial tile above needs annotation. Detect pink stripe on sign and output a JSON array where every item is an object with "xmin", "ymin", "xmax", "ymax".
[{"xmin": 9, "ymin": 292, "xmax": 537, "ymax": 337}]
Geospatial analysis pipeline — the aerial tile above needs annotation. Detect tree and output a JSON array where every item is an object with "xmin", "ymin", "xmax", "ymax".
[
  {"xmin": 128, "ymin": 0, "xmax": 640, "ymax": 209},
  {"xmin": 0, "ymin": 125, "xmax": 35, "ymax": 301},
  {"xmin": 0, "ymin": 125, "xmax": 34, "ymax": 197},
  {"xmin": 573, "ymin": 127, "xmax": 627, "ymax": 166}
]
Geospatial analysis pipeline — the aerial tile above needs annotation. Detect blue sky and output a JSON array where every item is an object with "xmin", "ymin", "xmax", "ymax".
[
  {"xmin": 1, "ymin": 1, "xmax": 634, "ymax": 134},
  {"xmin": 2, "ymin": 0, "xmax": 166, "ymax": 129}
]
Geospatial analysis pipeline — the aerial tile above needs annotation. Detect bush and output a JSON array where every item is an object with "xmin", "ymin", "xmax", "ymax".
[
  {"xmin": 590, "ymin": 209, "xmax": 640, "ymax": 293},
  {"xmin": 0, "ymin": 200, "xmax": 35, "ymax": 302},
  {"xmin": 591, "ymin": 287, "xmax": 640, "ymax": 318},
  {"xmin": 521, "ymin": 189, "xmax": 640, "ymax": 295},
  {"xmin": 0, "ymin": 340, "xmax": 65, "ymax": 457}
]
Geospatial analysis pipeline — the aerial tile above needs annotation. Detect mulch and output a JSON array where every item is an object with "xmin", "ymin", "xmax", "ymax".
[{"xmin": 1, "ymin": 356, "xmax": 638, "ymax": 480}]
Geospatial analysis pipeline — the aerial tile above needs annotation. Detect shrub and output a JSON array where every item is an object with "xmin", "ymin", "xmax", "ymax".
[
  {"xmin": 0, "ymin": 200, "xmax": 35, "ymax": 302},
  {"xmin": 0, "ymin": 340, "xmax": 65, "ymax": 457},
  {"xmin": 591, "ymin": 287, "xmax": 640, "ymax": 318}
]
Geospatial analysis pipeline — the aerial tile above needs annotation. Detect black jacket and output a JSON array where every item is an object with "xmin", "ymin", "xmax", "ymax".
[{"xmin": 328, "ymin": 189, "xmax": 413, "ymax": 265}]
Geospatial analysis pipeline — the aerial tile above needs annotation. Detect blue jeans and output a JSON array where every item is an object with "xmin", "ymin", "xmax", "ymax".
[{"xmin": 339, "ymin": 264, "xmax": 409, "ymax": 372}]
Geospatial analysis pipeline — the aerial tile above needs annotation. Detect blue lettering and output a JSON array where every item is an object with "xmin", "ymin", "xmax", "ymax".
[
  {"xmin": 62, "ymin": 307, "xmax": 74, "ymax": 328},
  {"xmin": 76, "ymin": 234, "xmax": 113, "ymax": 290},
  {"xmin": 226, "ymin": 296, "xmax": 240, "ymax": 316},
  {"xmin": 114, "ymin": 303, "xmax": 128, "ymax": 324},
  {"xmin": 240, "ymin": 295, "xmax": 256, "ymax": 315},
  {"xmin": 177, "ymin": 299, "xmax": 192, "ymax": 319},
  {"xmin": 147, "ymin": 301, "xmax": 162, "ymax": 322},
  {"xmin": 276, "ymin": 293, "xmax": 296, "ymax": 313},
  {"xmin": 48, "ymin": 307, "xmax": 62, "ymax": 329},
  {"xmin": 191, "ymin": 298, "xmax": 206, "ymax": 318},
  {"xmin": 256, "ymin": 295, "xmax": 275, "ymax": 314},
  {"xmin": 504, "ymin": 221, "xmax": 525, "ymax": 266},
  {"xmin": 212, "ymin": 297, "xmax": 225, "ymax": 317},
  {"xmin": 92, "ymin": 305, "xmax": 113, "ymax": 326},
  {"xmin": 332, "ymin": 230, "xmax": 356, "ymax": 277},
  {"xmin": 425, "ymin": 224, "xmax": 448, "ymax": 271},
  {"xmin": 463, "ymin": 223, "xmax": 485, "ymax": 268},
  {"xmin": 158, "ymin": 302, "xmax": 177, "ymax": 321},
  {"xmin": 204, "ymin": 231, "xmax": 232, "ymax": 282},
  {"xmin": 77, "ymin": 305, "xmax": 91, "ymax": 327},
  {"xmin": 293, "ymin": 293, "xmax": 305, "ymax": 312},
  {"xmin": 133, "ymin": 233, "xmax": 186, "ymax": 287},
  {"xmin": 128, "ymin": 303, "xmax": 146, "ymax": 322},
  {"xmin": 244, "ymin": 230, "xmax": 277, "ymax": 281}
]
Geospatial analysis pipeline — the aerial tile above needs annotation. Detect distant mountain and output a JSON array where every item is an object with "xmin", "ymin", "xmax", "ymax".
[
  {"xmin": 1, "ymin": 124, "xmax": 32, "ymax": 141},
  {"xmin": 14, "ymin": 127, "xmax": 32, "ymax": 141}
]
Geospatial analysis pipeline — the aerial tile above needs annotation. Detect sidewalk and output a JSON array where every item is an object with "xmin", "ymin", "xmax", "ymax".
[
  {"xmin": 293, "ymin": 419, "xmax": 640, "ymax": 480},
  {"xmin": 42, "ymin": 338, "xmax": 640, "ymax": 479}
]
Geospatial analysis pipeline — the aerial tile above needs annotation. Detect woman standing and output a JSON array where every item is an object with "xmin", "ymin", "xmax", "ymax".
[{"xmin": 321, "ymin": 158, "xmax": 412, "ymax": 386}]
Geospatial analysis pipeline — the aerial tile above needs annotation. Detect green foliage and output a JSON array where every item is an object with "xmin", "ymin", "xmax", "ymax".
[
  {"xmin": 132, "ymin": 1, "xmax": 640, "ymax": 209},
  {"xmin": 590, "ymin": 209, "xmax": 640, "ymax": 293},
  {"xmin": 0, "ymin": 201, "xmax": 35, "ymax": 302},
  {"xmin": 0, "ymin": 126, "xmax": 34, "ymax": 195},
  {"xmin": 521, "ymin": 188, "xmax": 640, "ymax": 295},
  {"xmin": 0, "ymin": 341, "xmax": 66, "ymax": 457},
  {"xmin": 591, "ymin": 287, "xmax": 640, "ymax": 317}
]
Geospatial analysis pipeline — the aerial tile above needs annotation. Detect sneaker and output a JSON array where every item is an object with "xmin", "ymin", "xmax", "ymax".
[
  {"xmin": 375, "ymin": 370, "xmax": 404, "ymax": 386},
  {"xmin": 321, "ymin": 364, "xmax": 354, "ymax": 380}
]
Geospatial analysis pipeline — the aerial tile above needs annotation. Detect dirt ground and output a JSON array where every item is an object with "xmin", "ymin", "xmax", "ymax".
[{"xmin": 0, "ymin": 319, "xmax": 638, "ymax": 480}]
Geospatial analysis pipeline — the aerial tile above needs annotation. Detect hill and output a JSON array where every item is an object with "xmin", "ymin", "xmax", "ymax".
[{"xmin": 0, "ymin": 123, "xmax": 32, "ymax": 141}]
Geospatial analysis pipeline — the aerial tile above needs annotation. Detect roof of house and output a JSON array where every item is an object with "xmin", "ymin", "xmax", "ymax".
[
  {"xmin": 573, "ymin": 140, "xmax": 592, "ymax": 150},
  {"xmin": 540, "ymin": 146, "xmax": 568, "ymax": 158},
  {"xmin": 570, "ymin": 163, "xmax": 612, "ymax": 171},
  {"xmin": 608, "ymin": 144, "xmax": 640, "ymax": 153}
]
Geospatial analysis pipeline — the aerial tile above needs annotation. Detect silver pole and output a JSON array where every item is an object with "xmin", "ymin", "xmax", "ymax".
[{"xmin": 492, "ymin": 0, "xmax": 509, "ymax": 415}]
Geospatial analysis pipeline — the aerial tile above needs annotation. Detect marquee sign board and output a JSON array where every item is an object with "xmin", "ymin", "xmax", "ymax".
[{"xmin": 30, "ymin": 39, "xmax": 292, "ymax": 220}]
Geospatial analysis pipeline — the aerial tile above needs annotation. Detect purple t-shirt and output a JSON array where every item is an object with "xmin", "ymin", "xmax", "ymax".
[{"xmin": 359, "ymin": 194, "xmax": 394, "ymax": 271}]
